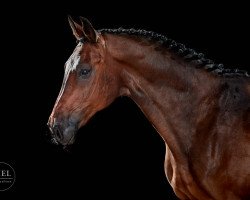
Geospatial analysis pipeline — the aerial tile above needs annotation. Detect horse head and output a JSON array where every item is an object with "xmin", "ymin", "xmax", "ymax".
[{"xmin": 48, "ymin": 16, "xmax": 120, "ymax": 145}]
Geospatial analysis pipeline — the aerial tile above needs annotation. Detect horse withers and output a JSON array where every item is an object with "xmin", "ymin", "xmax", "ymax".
[{"xmin": 48, "ymin": 16, "xmax": 250, "ymax": 199}]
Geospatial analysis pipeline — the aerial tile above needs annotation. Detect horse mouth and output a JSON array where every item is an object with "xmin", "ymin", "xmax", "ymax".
[
  {"xmin": 49, "ymin": 125, "xmax": 77, "ymax": 146},
  {"xmin": 50, "ymin": 133, "xmax": 76, "ymax": 146}
]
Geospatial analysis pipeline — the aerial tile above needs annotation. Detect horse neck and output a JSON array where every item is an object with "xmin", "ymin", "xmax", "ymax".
[{"xmin": 105, "ymin": 34, "xmax": 221, "ymax": 163}]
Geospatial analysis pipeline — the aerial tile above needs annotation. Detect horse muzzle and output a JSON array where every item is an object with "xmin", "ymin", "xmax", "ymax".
[{"xmin": 47, "ymin": 116, "xmax": 78, "ymax": 146}]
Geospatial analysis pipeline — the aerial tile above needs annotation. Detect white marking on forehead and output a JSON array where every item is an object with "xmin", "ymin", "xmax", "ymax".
[{"xmin": 65, "ymin": 52, "xmax": 81, "ymax": 72}]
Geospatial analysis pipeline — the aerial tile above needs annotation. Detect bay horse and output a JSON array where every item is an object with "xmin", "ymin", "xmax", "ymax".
[{"xmin": 48, "ymin": 16, "xmax": 250, "ymax": 199}]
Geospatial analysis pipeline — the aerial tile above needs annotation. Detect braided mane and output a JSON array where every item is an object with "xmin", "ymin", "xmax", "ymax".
[{"xmin": 98, "ymin": 28, "xmax": 249, "ymax": 77}]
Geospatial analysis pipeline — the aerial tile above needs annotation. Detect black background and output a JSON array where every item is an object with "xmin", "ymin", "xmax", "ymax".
[{"xmin": 1, "ymin": 2, "xmax": 249, "ymax": 199}]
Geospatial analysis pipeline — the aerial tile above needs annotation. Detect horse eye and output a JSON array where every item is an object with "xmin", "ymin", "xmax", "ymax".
[{"xmin": 79, "ymin": 68, "xmax": 91, "ymax": 78}]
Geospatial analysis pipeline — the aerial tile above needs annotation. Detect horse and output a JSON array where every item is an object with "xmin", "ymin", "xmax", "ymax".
[{"xmin": 48, "ymin": 16, "xmax": 250, "ymax": 199}]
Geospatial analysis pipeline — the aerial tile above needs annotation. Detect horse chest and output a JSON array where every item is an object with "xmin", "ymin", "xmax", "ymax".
[{"xmin": 164, "ymin": 146, "xmax": 215, "ymax": 199}]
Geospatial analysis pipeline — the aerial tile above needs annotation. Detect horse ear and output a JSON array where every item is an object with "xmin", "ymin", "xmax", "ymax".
[
  {"xmin": 79, "ymin": 17, "xmax": 98, "ymax": 43},
  {"xmin": 68, "ymin": 15, "xmax": 85, "ymax": 40}
]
